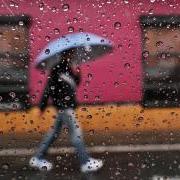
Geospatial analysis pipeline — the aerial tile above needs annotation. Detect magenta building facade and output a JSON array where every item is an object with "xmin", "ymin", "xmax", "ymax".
[{"xmin": 0, "ymin": 0, "xmax": 179, "ymax": 107}]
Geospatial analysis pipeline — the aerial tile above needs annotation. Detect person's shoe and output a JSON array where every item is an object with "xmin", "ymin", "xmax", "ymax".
[
  {"xmin": 80, "ymin": 158, "xmax": 103, "ymax": 173},
  {"xmin": 29, "ymin": 156, "xmax": 53, "ymax": 171}
]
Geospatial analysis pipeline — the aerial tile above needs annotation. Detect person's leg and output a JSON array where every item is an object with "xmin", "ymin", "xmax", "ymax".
[
  {"xmin": 29, "ymin": 112, "xmax": 64, "ymax": 171},
  {"xmin": 35, "ymin": 112, "xmax": 63, "ymax": 159},
  {"xmin": 64, "ymin": 108, "xmax": 104, "ymax": 172},
  {"xmin": 64, "ymin": 108, "xmax": 90, "ymax": 165}
]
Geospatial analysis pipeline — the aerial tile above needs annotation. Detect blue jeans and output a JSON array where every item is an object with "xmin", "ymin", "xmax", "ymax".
[{"xmin": 35, "ymin": 108, "xmax": 89, "ymax": 165}]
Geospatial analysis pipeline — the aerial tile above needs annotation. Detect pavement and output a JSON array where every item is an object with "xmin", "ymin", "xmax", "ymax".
[
  {"xmin": 1, "ymin": 131, "xmax": 180, "ymax": 179},
  {"xmin": 2, "ymin": 130, "xmax": 180, "ymax": 149},
  {"xmin": 1, "ymin": 151, "xmax": 180, "ymax": 180},
  {"xmin": 1, "ymin": 104, "xmax": 180, "ymax": 179}
]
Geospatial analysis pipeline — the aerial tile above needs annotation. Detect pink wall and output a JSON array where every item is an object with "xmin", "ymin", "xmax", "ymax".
[{"xmin": 0, "ymin": 0, "xmax": 179, "ymax": 105}]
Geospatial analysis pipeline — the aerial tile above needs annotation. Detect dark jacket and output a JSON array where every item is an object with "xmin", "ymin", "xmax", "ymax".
[{"xmin": 39, "ymin": 60, "xmax": 80, "ymax": 111}]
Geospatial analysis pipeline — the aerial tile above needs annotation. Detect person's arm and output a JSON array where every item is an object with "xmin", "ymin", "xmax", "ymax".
[{"xmin": 39, "ymin": 80, "xmax": 51, "ymax": 112}]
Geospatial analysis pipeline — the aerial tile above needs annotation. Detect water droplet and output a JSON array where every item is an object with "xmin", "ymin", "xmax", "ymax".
[
  {"xmin": 19, "ymin": 21, "xmax": 24, "ymax": 26},
  {"xmin": 1, "ymin": 163, "xmax": 9, "ymax": 170},
  {"xmin": 150, "ymin": 0, "xmax": 156, "ymax": 2},
  {"xmin": 156, "ymin": 41, "xmax": 163, "ymax": 47},
  {"xmin": 81, "ymin": 107, "xmax": 87, "ymax": 112},
  {"xmin": 12, "ymin": 103, "xmax": 18, "ymax": 110},
  {"xmin": 6, "ymin": 73, "xmax": 11, "ymax": 80},
  {"xmin": 63, "ymin": 127, "xmax": 69, "ymax": 134},
  {"xmin": 88, "ymin": 73, "xmax": 93, "ymax": 80},
  {"xmin": 107, "ymin": 0, "xmax": 112, "ymax": 3},
  {"xmin": 56, "ymin": 155, "xmax": 62, "ymax": 161},
  {"xmin": 101, "ymin": 39, "xmax": 106, "ymax": 45},
  {"xmin": 85, "ymin": 81, "xmax": 90, "ymax": 86},
  {"xmin": 106, "ymin": 112, "xmax": 112, "ymax": 117},
  {"xmin": 30, "ymin": 120, "xmax": 34, "ymax": 124},
  {"xmin": 161, "ymin": 53, "xmax": 166, "ymax": 59},
  {"xmin": 9, "ymin": 92, "xmax": 16, "ymax": 98},
  {"xmin": 84, "ymin": 95, "xmax": 88, "ymax": 99},
  {"xmin": 9, "ymin": 1, "xmax": 16, "ymax": 7},
  {"xmin": 14, "ymin": 35, "xmax": 20, "ymax": 40},
  {"xmin": 45, "ymin": 49, "xmax": 50, "ymax": 54},
  {"xmin": 54, "ymin": 28, "xmax": 60, "ymax": 35},
  {"xmin": 95, "ymin": 96, "xmax": 100, "ymax": 101},
  {"xmin": 148, "ymin": 9, "xmax": 154, "ymax": 15},
  {"xmin": 65, "ymin": 96, "xmax": 70, "ymax": 100},
  {"xmin": 124, "ymin": 0, "xmax": 129, "ymax": 4},
  {"xmin": 50, "ymin": 86, "xmax": 55, "ymax": 90},
  {"xmin": 144, "ymin": 37, "xmax": 150, "ymax": 43},
  {"xmin": 41, "ymin": 166, "xmax": 48, "ymax": 171},
  {"xmin": 39, "ymin": 2, "xmax": 44, "ymax": 11},
  {"xmin": 124, "ymin": 63, "xmax": 130, "ymax": 69},
  {"xmin": 85, "ymin": 45, "xmax": 92, "ymax": 52},
  {"xmin": 11, "ymin": 26, "xmax": 16, "ymax": 31},
  {"xmin": 87, "ymin": 115, "xmax": 92, "ymax": 119},
  {"xmin": 66, "ymin": 19, "xmax": 71, "ymax": 25},
  {"xmin": 128, "ymin": 43, "xmax": 132, "ymax": 48},
  {"xmin": 114, "ymin": 22, "xmax": 121, "ymax": 30},
  {"xmin": 79, "ymin": 28, "xmax": 83, "ymax": 32},
  {"xmin": 68, "ymin": 26, "xmax": 74, "ymax": 32},
  {"xmin": 128, "ymin": 162, "xmax": 134, "ymax": 167},
  {"xmin": 137, "ymin": 116, "xmax": 144, "ymax": 122},
  {"xmin": 105, "ymin": 127, "xmax": 109, "ymax": 131},
  {"xmin": 142, "ymin": 51, "xmax": 149, "ymax": 58},
  {"xmin": 89, "ymin": 129, "xmax": 94, "ymax": 135},
  {"xmin": 73, "ymin": 18, "xmax": 78, "ymax": 23},
  {"xmin": 62, "ymin": 4, "xmax": 69, "ymax": 12},
  {"xmin": 114, "ymin": 81, "xmax": 119, "ymax": 87},
  {"xmin": 51, "ymin": 7, "xmax": 57, "ymax": 13},
  {"xmin": 45, "ymin": 36, "xmax": 50, "ymax": 42}
]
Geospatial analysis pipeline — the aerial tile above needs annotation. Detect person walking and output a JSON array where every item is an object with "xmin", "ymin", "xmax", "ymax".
[{"xmin": 29, "ymin": 52, "xmax": 103, "ymax": 173}]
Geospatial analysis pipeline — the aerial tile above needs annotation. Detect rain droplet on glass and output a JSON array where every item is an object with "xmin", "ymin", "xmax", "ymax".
[
  {"xmin": 156, "ymin": 41, "xmax": 163, "ymax": 47},
  {"xmin": 142, "ymin": 51, "xmax": 149, "ymax": 58},
  {"xmin": 68, "ymin": 26, "xmax": 74, "ymax": 32},
  {"xmin": 19, "ymin": 21, "xmax": 24, "ymax": 26},
  {"xmin": 62, "ymin": 4, "xmax": 69, "ymax": 12},
  {"xmin": 45, "ymin": 49, "xmax": 50, "ymax": 54},
  {"xmin": 9, "ymin": 92, "xmax": 16, "ymax": 98},
  {"xmin": 114, "ymin": 22, "xmax": 121, "ymax": 30},
  {"xmin": 14, "ymin": 35, "xmax": 20, "ymax": 40},
  {"xmin": 88, "ymin": 73, "xmax": 93, "ymax": 80},
  {"xmin": 45, "ymin": 36, "xmax": 50, "ymax": 42},
  {"xmin": 39, "ymin": 2, "xmax": 44, "ymax": 11},
  {"xmin": 124, "ymin": 63, "xmax": 130, "ymax": 69},
  {"xmin": 54, "ymin": 28, "xmax": 60, "ymax": 35}
]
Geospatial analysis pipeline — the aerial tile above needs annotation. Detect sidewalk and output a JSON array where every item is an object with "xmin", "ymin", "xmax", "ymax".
[{"xmin": 1, "ymin": 131, "xmax": 180, "ymax": 150}]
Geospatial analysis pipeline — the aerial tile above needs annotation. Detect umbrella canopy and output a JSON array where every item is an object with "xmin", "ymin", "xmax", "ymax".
[{"xmin": 35, "ymin": 32, "xmax": 113, "ymax": 69}]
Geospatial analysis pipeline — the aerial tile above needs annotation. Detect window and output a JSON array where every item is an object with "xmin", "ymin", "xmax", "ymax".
[
  {"xmin": 140, "ymin": 16, "xmax": 180, "ymax": 107},
  {"xmin": 0, "ymin": 16, "xmax": 31, "ymax": 110}
]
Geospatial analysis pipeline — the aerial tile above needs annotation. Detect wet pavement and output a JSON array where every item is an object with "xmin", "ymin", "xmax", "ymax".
[
  {"xmin": 1, "ymin": 151, "xmax": 180, "ymax": 180},
  {"xmin": 2, "ymin": 131, "xmax": 180, "ymax": 149}
]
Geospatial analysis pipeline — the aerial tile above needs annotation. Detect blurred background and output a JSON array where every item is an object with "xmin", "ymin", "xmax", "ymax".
[{"xmin": 0, "ymin": 0, "xmax": 180, "ymax": 179}]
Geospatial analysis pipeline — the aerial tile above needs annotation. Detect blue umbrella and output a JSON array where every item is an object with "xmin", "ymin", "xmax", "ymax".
[{"xmin": 35, "ymin": 32, "xmax": 113, "ymax": 69}]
